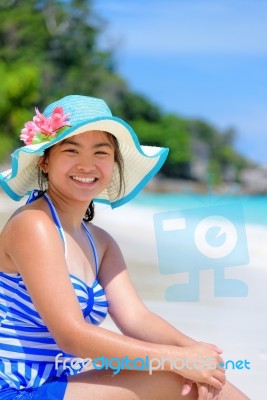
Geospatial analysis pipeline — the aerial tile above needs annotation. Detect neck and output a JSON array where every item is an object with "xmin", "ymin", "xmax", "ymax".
[{"xmin": 45, "ymin": 189, "xmax": 92, "ymax": 231}]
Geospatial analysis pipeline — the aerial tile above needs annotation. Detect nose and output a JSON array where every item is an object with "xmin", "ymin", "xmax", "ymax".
[{"xmin": 76, "ymin": 155, "xmax": 96, "ymax": 172}]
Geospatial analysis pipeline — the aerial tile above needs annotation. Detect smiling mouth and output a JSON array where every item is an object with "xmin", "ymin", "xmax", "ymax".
[{"xmin": 71, "ymin": 176, "xmax": 97, "ymax": 183}]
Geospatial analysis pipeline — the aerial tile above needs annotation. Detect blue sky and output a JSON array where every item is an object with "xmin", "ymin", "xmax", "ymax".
[{"xmin": 94, "ymin": 0, "xmax": 267, "ymax": 165}]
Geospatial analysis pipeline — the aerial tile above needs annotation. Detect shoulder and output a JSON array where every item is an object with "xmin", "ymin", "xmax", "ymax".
[
  {"xmin": 85, "ymin": 221, "xmax": 117, "ymax": 249},
  {"xmin": 1, "ymin": 202, "xmax": 62, "ymax": 254},
  {"xmin": 0, "ymin": 202, "xmax": 65, "ymax": 274},
  {"xmin": 84, "ymin": 221, "xmax": 122, "ymax": 261},
  {"xmin": 3, "ymin": 204, "xmax": 53, "ymax": 234}
]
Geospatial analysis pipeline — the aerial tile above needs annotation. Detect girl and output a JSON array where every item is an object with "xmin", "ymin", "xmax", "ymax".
[{"xmin": 0, "ymin": 95, "xmax": 249, "ymax": 399}]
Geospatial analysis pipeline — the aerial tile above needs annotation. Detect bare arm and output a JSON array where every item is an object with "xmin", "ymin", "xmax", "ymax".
[
  {"xmin": 3, "ymin": 211, "xmax": 225, "ymax": 389},
  {"xmin": 4, "ymin": 211, "xmax": 161, "ymax": 360},
  {"xmin": 96, "ymin": 231, "xmax": 252, "ymax": 400},
  {"xmin": 98, "ymin": 232, "xmax": 202, "ymax": 348}
]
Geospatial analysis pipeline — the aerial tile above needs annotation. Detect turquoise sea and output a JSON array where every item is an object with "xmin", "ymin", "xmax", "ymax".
[{"xmin": 131, "ymin": 192, "xmax": 267, "ymax": 227}]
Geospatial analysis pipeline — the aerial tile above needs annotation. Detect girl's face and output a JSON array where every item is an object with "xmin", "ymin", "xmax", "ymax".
[{"xmin": 39, "ymin": 130, "xmax": 115, "ymax": 203}]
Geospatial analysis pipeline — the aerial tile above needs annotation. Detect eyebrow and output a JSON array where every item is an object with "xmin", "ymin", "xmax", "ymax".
[{"xmin": 60, "ymin": 139, "xmax": 113, "ymax": 149}]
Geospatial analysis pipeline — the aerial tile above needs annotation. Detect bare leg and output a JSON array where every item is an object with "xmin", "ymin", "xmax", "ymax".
[
  {"xmin": 64, "ymin": 369, "xmax": 198, "ymax": 400},
  {"xmin": 221, "ymin": 381, "xmax": 251, "ymax": 400}
]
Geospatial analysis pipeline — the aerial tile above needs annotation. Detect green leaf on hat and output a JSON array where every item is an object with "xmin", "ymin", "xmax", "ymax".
[{"xmin": 31, "ymin": 133, "xmax": 51, "ymax": 144}]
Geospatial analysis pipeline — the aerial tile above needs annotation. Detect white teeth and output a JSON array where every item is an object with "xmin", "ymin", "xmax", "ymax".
[{"xmin": 72, "ymin": 176, "xmax": 96, "ymax": 183}]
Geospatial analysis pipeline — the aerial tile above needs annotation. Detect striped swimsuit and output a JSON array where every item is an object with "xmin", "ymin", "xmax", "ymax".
[{"xmin": 0, "ymin": 192, "xmax": 108, "ymax": 393}]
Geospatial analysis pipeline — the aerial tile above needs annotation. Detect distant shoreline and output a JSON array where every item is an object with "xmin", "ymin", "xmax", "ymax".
[{"xmin": 145, "ymin": 176, "xmax": 267, "ymax": 195}]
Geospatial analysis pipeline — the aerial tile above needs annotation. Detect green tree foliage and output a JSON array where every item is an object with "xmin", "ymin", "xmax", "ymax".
[
  {"xmin": 0, "ymin": 0, "xmax": 127, "ymax": 104},
  {"xmin": 112, "ymin": 92, "xmax": 162, "ymax": 122},
  {"xmin": 0, "ymin": 60, "xmax": 39, "ymax": 160},
  {"xmin": 131, "ymin": 115, "xmax": 192, "ymax": 177},
  {"xmin": 0, "ymin": 0, "xmax": 128, "ymax": 161},
  {"xmin": 187, "ymin": 120, "xmax": 253, "ymax": 182},
  {"xmin": 0, "ymin": 0, "xmax": 253, "ymax": 184}
]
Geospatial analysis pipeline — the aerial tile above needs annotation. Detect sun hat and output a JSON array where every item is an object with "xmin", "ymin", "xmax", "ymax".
[{"xmin": 0, "ymin": 95, "xmax": 169, "ymax": 208}]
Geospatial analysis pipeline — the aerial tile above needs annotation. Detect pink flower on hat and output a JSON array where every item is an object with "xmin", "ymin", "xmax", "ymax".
[
  {"xmin": 20, "ymin": 106, "xmax": 70, "ymax": 145},
  {"xmin": 20, "ymin": 121, "xmax": 40, "ymax": 145}
]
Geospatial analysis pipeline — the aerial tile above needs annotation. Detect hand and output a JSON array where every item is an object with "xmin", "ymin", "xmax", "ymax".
[
  {"xmin": 181, "ymin": 380, "xmax": 222, "ymax": 400},
  {"xmin": 173, "ymin": 342, "xmax": 226, "ymax": 389},
  {"xmin": 198, "ymin": 341, "xmax": 223, "ymax": 355},
  {"xmin": 181, "ymin": 379, "xmax": 193, "ymax": 396},
  {"xmin": 196, "ymin": 383, "xmax": 222, "ymax": 400}
]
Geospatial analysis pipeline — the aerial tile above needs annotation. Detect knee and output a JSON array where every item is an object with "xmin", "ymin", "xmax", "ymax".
[{"xmin": 149, "ymin": 371, "xmax": 198, "ymax": 399}]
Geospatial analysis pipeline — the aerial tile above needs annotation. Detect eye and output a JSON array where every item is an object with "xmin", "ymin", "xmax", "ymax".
[
  {"xmin": 95, "ymin": 148, "xmax": 114, "ymax": 157},
  {"xmin": 63, "ymin": 148, "xmax": 78, "ymax": 153}
]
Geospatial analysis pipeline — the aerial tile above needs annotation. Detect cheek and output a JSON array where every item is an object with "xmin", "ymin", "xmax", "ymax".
[
  {"xmin": 103, "ymin": 160, "xmax": 115, "ymax": 180},
  {"xmin": 45, "ymin": 156, "xmax": 71, "ymax": 178}
]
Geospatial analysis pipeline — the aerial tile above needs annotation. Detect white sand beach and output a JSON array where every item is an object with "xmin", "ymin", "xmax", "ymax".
[
  {"xmin": 94, "ymin": 202, "xmax": 266, "ymax": 399},
  {"xmin": 1, "ymin": 192, "xmax": 266, "ymax": 399}
]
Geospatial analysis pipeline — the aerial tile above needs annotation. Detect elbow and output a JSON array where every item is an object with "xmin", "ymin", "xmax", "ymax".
[
  {"xmin": 56, "ymin": 335, "xmax": 76, "ymax": 356},
  {"xmin": 52, "ymin": 321, "xmax": 87, "ymax": 356}
]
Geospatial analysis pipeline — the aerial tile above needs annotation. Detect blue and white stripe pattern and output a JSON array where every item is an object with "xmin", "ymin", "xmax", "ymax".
[{"xmin": 0, "ymin": 192, "xmax": 108, "ymax": 390}]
